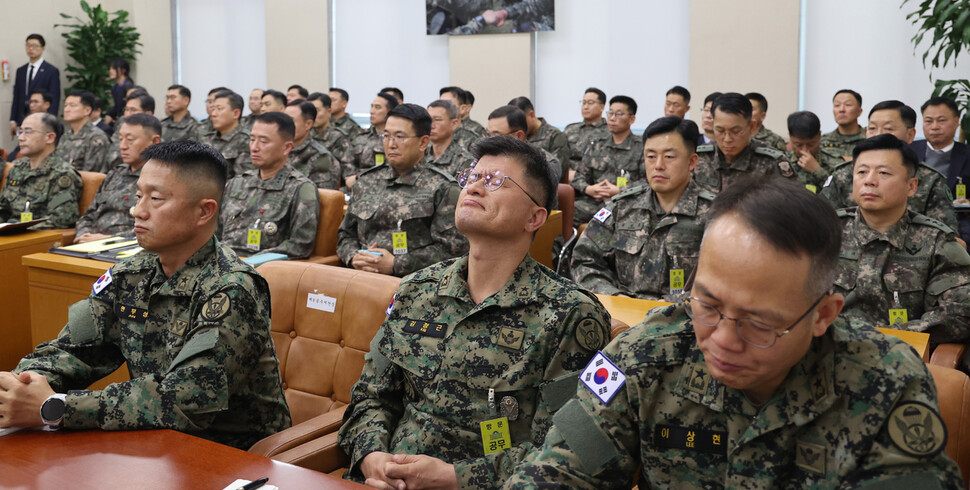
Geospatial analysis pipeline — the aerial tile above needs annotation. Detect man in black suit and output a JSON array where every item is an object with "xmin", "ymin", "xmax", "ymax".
[
  {"xmin": 9, "ymin": 34, "xmax": 60, "ymax": 137},
  {"xmin": 911, "ymin": 96, "xmax": 970, "ymax": 241}
]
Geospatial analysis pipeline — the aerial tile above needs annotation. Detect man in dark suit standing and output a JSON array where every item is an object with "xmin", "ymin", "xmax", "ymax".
[
  {"xmin": 9, "ymin": 34, "xmax": 61, "ymax": 137},
  {"xmin": 911, "ymin": 96, "xmax": 970, "ymax": 241}
]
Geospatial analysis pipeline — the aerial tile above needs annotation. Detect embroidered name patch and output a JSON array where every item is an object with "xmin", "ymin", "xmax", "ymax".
[
  {"xmin": 116, "ymin": 303, "xmax": 149, "ymax": 323},
  {"xmin": 655, "ymin": 425, "xmax": 727, "ymax": 456},
  {"xmin": 403, "ymin": 319, "xmax": 446, "ymax": 338}
]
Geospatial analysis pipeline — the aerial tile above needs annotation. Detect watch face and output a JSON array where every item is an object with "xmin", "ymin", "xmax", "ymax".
[{"xmin": 41, "ymin": 397, "xmax": 66, "ymax": 423}]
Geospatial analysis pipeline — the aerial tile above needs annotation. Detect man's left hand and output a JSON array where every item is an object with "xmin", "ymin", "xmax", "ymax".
[
  {"xmin": 0, "ymin": 371, "xmax": 55, "ymax": 428},
  {"xmin": 383, "ymin": 453, "xmax": 458, "ymax": 490}
]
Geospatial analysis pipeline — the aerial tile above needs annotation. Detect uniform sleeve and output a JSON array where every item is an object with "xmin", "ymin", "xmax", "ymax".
[
  {"xmin": 924, "ymin": 177, "xmax": 959, "ymax": 232},
  {"xmin": 337, "ymin": 193, "xmax": 364, "ymax": 266},
  {"xmin": 84, "ymin": 134, "xmax": 110, "ymax": 174},
  {"xmin": 570, "ymin": 211, "xmax": 623, "ymax": 296},
  {"xmin": 39, "ymin": 169, "xmax": 82, "ymax": 229},
  {"xmin": 0, "ymin": 174, "xmax": 13, "ymax": 222},
  {"xmin": 392, "ymin": 182, "xmax": 466, "ymax": 276},
  {"xmin": 571, "ymin": 148, "xmax": 595, "ymax": 195},
  {"xmin": 906, "ymin": 232, "xmax": 970, "ymax": 345},
  {"xmin": 551, "ymin": 131, "xmax": 571, "ymax": 180},
  {"xmin": 257, "ymin": 181, "xmax": 319, "ymax": 259},
  {"xmin": 819, "ymin": 165, "xmax": 852, "ymax": 210}
]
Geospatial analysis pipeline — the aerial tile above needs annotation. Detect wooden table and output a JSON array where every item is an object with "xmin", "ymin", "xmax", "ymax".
[
  {"xmin": 878, "ymin": 327, "xmax": 931, "ymax": 361},
  {"xmin": 0, "ymin": 231, "xmax": 65, "ymax": 370},
  {"xmin": 595, "ymin": 294, "xmax": 671, "ymax": 327},
  {"xmin": 0, "ymin": 429, "xmax": 364, "ymax": 489}
]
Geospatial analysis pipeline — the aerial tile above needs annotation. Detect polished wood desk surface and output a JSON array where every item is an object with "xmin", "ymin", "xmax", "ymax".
[
  {"xmin": 0, "ymin": 429, "xmax": 364, "ymax": 489},
  {"xmin": 22, "ymin": 250, "xmax": 113, "ymax": 276},
  {"xmin": 877, "ymin": 327, "xmax": 931, "ymax": 361}
]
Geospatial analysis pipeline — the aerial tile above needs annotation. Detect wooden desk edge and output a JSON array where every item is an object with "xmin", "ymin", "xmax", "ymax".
[{"xmin": 22, "ymin": 252, "xmax": 113, "ymax": 277}]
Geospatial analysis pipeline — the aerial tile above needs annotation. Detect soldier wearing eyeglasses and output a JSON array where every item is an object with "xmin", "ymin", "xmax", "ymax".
[
  {"xmin": 507, "ymin": 176, "xmax": 962, "ymax": 488},
  {"xmin": 337, "ymin": 103, "xmax": 468, "ymax": 276},
  {"xmin": 338, "ymin": 135, "xmax": 610, "ymax": 489}
]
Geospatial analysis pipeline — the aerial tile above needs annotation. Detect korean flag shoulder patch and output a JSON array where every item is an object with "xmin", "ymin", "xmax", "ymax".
[
  {"xmin": 580, "ymin": 351, "xmax": 626, "ymax": 405},
  {"xmin": 593, "ymin": 207, "xmax": 612, "ymax": 223},
  {"xmin": 92, "ymin": 267, "xmax": 113, "ymax": 295}
]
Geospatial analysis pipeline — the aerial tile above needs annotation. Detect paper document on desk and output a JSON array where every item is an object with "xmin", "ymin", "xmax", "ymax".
[
  {"xmin": 56, "ymin": 236, "xmax": 138, "ymax": 253},
  {"xmin": 221, "ymin": 479, "xmax": 278, "ymax": 490},
  {"xmin": 0, "ymin": 427, "xmax": 23, "ymax": 437}
]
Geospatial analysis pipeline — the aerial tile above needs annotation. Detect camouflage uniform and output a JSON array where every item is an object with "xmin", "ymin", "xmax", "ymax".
[
  {"xmin": 312, "ymin": 124, "xmax": 353, "ymax": 179},
  {"xmin": 820, "ymin": 128, "xmax": 866, "ymax": 163},
  {"xmin": 239, "ymin": 113, "xmax": 256, "ymax": 132},
  {"xmin": 56, "ymin": 121, "xmax": 111, "ymax": 173},
  {"xmin": 197, "ymin": 118, "xmax": 215, "ymax": 139},
  {"xmin": 505, "ymin": 304, "xmax": 963, "ymax": 489},
  {"xmin": 160, "ymin": 112, "xmax": 201, "ymax": 142},
  {"xmin": 75, "ymin": 163, "xmax": 140, "ymax": 237},
  {"xmin": 219, "ymin": 165, "xmax": 320, "ymax": 259},
  {"xmin": 693, "ymin": 140, "xmax": 791, "ymax": 193},
  {"xmin": 332, "ymin": 113, "xmax": 361, "ymax": 135},
  {"xmin": 337, "ymin": 163, "xmax": 468, "ymax": 277},
  {"xmin": 347, "ymin": 127, "xmax": 385, "ymax": 180},
  {"xmin": 563, "ymin": 118, "xmax": 609, "ymax": 164},
  {"xmin": 200, "ymin": 123, "xmax": 252, "ymax": 179},
  {"xmin": 13, "ymin": 237, "xmax": 292, "ymax": 450},
  {"xmin": 288, "ymin": 136, "xmax": 340, "ymax": 190},
  {"xmin": 820, "ymin": 162, "xmax": 958, "ymax": 231},
  {"xmin": 570, "ymin": 182, "xmax": 714, "ymax": 301},
  {"xmin": 782, "ymin": 150, "xmax": 835, "ymax": 193},
  {"xmin": 752, "ymin": 125, "xmax": 787, "ymax": 152},
  {"xmin": 454, "ymin": 118, "xmax": 488, "ymax": 152},
  {"xmin": 0, "ymin": 154, "xmax": 82, "ymax": 229},
  {"xmin": 571, "ymin": 133, "xmax": 645, "ymax": 226},
  {"xmin": 424, "ymin": 139, "xmax": 474, "ymax": 177},
  {"xmin": 338, "ymin": 254, "xmax": 611, "ymax": 488},
  {"xmin": 835, "ymin": 208, "xmax": 970, "ymax": 345},
  {"xmin": 529, "ymin": 118, "xmax": 571, "ymax": 181}
]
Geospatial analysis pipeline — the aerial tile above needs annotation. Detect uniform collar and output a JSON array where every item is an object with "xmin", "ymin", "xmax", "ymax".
[
  {"xmin": 644, "ymin": 181, "xmax": 703, "ymax": 218},
  {"xmin": 436, "ymin": 254, "xmax": 543, "ymax": 311},
  {"xmin": 251, "ymin": 164, "xmax": 295, "ymax": 190},
  {"xmin": 150, "ymin": 236, "xmax": 218, "ymax": 296},
  {"xmin": 852, "ymin": 208, "xmax": 910, "ymax": 250},
  {"xmin": 714, "ymin": 143, "xmax": 756, "ymax": 170},
  {"xmin": 382, "ymin": 162, "xmax": 423, "ymax": 186}
]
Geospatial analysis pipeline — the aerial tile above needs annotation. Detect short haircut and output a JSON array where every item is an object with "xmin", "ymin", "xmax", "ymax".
[
  {"xmin": 35, "ymin": 113, "xmax": 64, "ymax": 146},
  {"xmin": 464, "ymin": 89, "xmax": 476, "ymax": 105},
  {"xmin": 508, "ymin": 96, "xmax": 535, "ymax": 113},
  {"xmin": 745, "ymin": 92, "xmax": 768, "ymax": 112},
  {"xmin": 376, "ymin": 92, "xmax": 400, "ymax": 112},
  {"xmin": 833, "ymin": 89, "xmax": 862, "ymax": 106},
  {"xmin": 643, "ymin": 116, "xmax": 700, "ymax": 153},
  {"xmin": 869, "ymin": 100, "xmax": 917, "ymax": 129},
  {"xmin": 787, "ymin": 111, "xmax": 821, "ymax": 139},
  {"xmin": 711, "ymin": 92, "xmax": 752, "ymax": 120},
  {"xmin": 329, "ymin": 87, "xmax": 349, "ymax": 102},
  {"xmin": 609, "ymin": 95, "xmax": 638, "ymax": 115},
  {"xmin": 488, "ymin": 105, "xmax": 528, "ymax": 134},
  {"xmin": 29, "ymin": 88, "xmax": 53, "ymax": 105},
  {"xmin": 307, "ymin": 92, "xmax": 332, "ymax": 109},
  {"xmin": 26, "ymin": 34, "xmax": 45, "ymax": 47},
  {"xmin": 208, "ymin": 86, "xmax": 229, "ymax": 96},
  {"xmin": 387, "ymin": 103, "xmax": 431, "ymax": 137},
  {"xmin": 254, "ymin": 111, "xmax": 296, "ymax": 141},
  {"xmin": 214, "ymin": 90, "xmax": 244, "ymax": 120},
  {"xmin": 126, "ymin": 88, "xmax": 148, "ymax": 99},
  {"xmin": 921, "ymin": 96, "xmax": 960, "ymax": 118},
  {"xmin": 705, "ymin": 176, "xmax": 842, "ymax": 298},
  {"xmin": 109, "ymin": 58, "xmax": 130, "ymax": 76},
  {"xmin": 168, "ymin": 84, "xmax": 191, "ymax": 99},
  {"xmin": 440, "ymin": 86, "xmax": 469, "ymax": 105},
  {"xmin": 122, "ymin": 113, "xmax": 162, "ymax": 137},
  {"xmin": 285, "ymin": 99, "xmax": 318, "ymax": 122},
  {"xmin": 585, "ymin": 87, "xmax": 606, "ymax": 105},
  {"xmin": 704, "ymin": 91, "xmax": 723, "ymax": 106},
  {"xmin": 127, "ymin": 93, "xmax": 155, "ymax": 113},
  {"xmin": 666, "ymin": 85, "xmax": 691, "ymax": 103},
  {"xmin": 471, "ymin": 135, "xmax": 555, "ymax": 212},
  {"xmin": 262, "ymin": 90, "xmax": 287, "ymax": 107},
  {"xmin": 852, "ymin": 133, "xmax": 919, "ymax": 178},
  {"xmin": 287, "ymin": 84, "xmax": 309, "ymax": 98},
  {"xmin": 140, "ymin": 140, "xmax": 229, "ymax": 203},
  {"xmin": 90, "ymin": 96, "xmax": 104, "ymax": 112},
  {"xmin": 428, "ymin": 99, "xmax": 458, "ymax": 120},
  {"xmin": 381, "ymin": 87, "xmax": 404, "ymax": 101},
  {"xmin": 66, "ymin": 89, "xmax": 96, "ymax": 109}
]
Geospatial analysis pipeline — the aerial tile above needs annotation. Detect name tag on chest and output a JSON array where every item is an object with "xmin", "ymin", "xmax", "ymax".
[
  {"xmin": 402, "ymin": 318, "xmax": 446, "ymax": 338},
  {"xmin": 116, "ymin": 303, "xmax": 150, "ymax": 323},
  {"xmin": 655, "ymin": 424, "xmax": 726, "ymax": 456}
]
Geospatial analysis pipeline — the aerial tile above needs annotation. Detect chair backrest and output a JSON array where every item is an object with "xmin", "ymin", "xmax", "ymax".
[
  {"xmin": 312, "ymin": 189, "xmax": 346, "ymax": 258},
  {"xmin": 556, "ymin": 183, "xmax": 575, "ymax": 241},
  {"xmin": 258, "ymin": 261, "xmax": 400, "ymax": 425},
  {"xmin": 927, "ymin": 363, "xmax": 970, "ymax": 487},
  {"xmin": 78, "ymin": 171, "xmax": 106, "ymax": 215},
  {"xmin": 529, "ymin": 209, "xmax": 563, "ymax": 269}
]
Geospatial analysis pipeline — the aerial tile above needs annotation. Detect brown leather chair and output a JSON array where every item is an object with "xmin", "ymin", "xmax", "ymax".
[
  {"xmin": 248, "ymin": 261, "xmax": 400, "ymax": 472},
  {"xmin": 529, "ymin": 209, "xmax": 563, "ymax": 269},
  {"xmin": 55, "ymin": 170, "xmax": 106, "ymax": 244},
  {"xmin": 556, "ymin": 184, "xmax": 574, "ymax": 242},
  {"xmin": 304, "ymin": 188, "xmax": 346, "ymax": 266},
  {"xmin": 931, "ymin": 344, "xmax": 969, "ymax": 371},
  {"xmin": 927, "ymin": 363, "xmax": 970, "ymax": 488}
]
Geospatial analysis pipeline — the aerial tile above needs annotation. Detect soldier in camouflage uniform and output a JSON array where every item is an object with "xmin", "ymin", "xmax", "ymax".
[
  {"xmin": 75, "ymin": 114, "xmax": 161, "ymax": 242},
  {"xmin": 0, "ymin": 141, "xmax": 291, "ymax": 451},
  {"xmin": 338, "ymin": 104, "xmax": 468, "ymax": 277},
  {"xmin": 486, "ymin": 106, "xmax": 561, "ymax": 209},
  {"xmin": 338, "ymin": 135, "xmax": 609, "ymax": 488},
  {"xmin": 425, "ymin": 99, "xmax": 474, "ymax": 177},
  {"xmin": 308, "ymin": 92, "xmax": 353, "ymax": 180},
  {"xmin": 746, "ymin": 92, "xmax": 788, "ymax": 152},
  {"xmin": 441, "ymin": 86, "xmax": 487, "ymax": 151},
  {"xmin": 200, "ymin": 90, "xmax": 251, "ymax": 179},
  {"xmin": 572, "ymin": 117, "xmax": 713, "ymax": 301},
  {"xmin": 284, "ymin": 100, "xmax": 340, "ymax": 189},
  {"xmin": 784, "ymin": 111, "xmax": 842, "ymax": 193},
  {"xmin": 694, "ymin": 93, "xmax": 792, "ymax": 193},
  {"xmin": 345, "ymin": 92, "xmax": 398, "ymax": 189},
  {"xmin": 160, "ymin": 84, "xmax": 200, "ymax": 142},
  {"xmin": 834, "ymin": 135, "xmax": 970, "ymax": 348},
  {"xmin": 239, "ymin": 88, "xmax": 263, "ymax": 131},
  {"xmin": 571, "ymin": 96, "xmax": 644, "ymax": 226},
  {"xmin": 0, "ymin": 113, "xmax": 81, "ymax": 229},
  {"xmin": 507, "ymin": 176, "xmax": 962, "ymax": 489},
  {"xmin": 564, "ymin": 88, "xmax": 609, "ymax": 166},
  {"xmin": 56, "ymin": 90, "xmax": 110, "ymax": 173},
  {"xmin": 329, "ymin": 87, "xmax": 361, "ymax": 135},
  {"xmin": 220, "ymin": 112, "xmax": 320, "ymax": 259},
  {"xmin": 510, "ymin": 97, "xmax": 571, "ymax": 181},
  {"xmin": 103, "ymin": 92, "xmax": 155, "ymax": 173},
  {"xmin": 821, "ymin": 89, "xmax": 867, "ymax": 163},
  {"xmin": 447, "ymin": 0, "xmax": 555, "ymax": 34}
]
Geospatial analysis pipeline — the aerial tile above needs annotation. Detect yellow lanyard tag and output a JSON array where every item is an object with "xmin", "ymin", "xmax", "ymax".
[
  {"xmin": 957, "ymin": 184, "xmax": 966, "ymax": 199},
  {"xmin": 375, "ymin": 153, "xmax": 385, "ymax": 165},
  {"xmin": 889, "ymin": 308, "xmax": 908, "ymax": 325},
  {"xmin": 392, "ymin": 231, "xmax": 408, "ymax": 255},
  {"xmin": 669, "ymin": 269, "xmax": 685, "ymax": 296},
  {"xmin": 480, "ymin": 416, "xmax": 511, "ymax": 455},
  {"xmin": 617, "ymin": 176, "xmax": 628, "ymax": 188},
  {"xmin": 805, "ymin": 184, "xmax": 818, "ymax": 194},
  {"xmin": 247, "ymin": 229, "xmax": 262, "ymax": 252},
  {"xmin": 20, "ymin": 212, "xmax": 33, "ymax": 222}
]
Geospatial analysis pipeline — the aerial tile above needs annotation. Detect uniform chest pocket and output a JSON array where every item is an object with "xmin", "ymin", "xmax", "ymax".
[
  {"xmin": 462, "ymin": 333, "xmax": 542, "ymax": 393},
  {"xmin": 397, "ymin": 195, "xmax": 437, "ymax": 248},
  {"xmin": 883, "ymin": 266, "xmax": 927, "ymax": 309},
  {"xmin": 665, "ymin": 236, "xmax": 701, "ymax": 265},
  {"xmin": 381, "ymin": 323, "xmax": 444, "ymax": 384},
  {"xmin": 613, "ymin": 230, "xmax": 646, "ymax": 256},
  {"xmin": 834, "ymin": 251, "xmax": 859, "ymax": 292},
  {"xmin": 349, "ymin": 198, "xmax": 381, "ymax": 221}
]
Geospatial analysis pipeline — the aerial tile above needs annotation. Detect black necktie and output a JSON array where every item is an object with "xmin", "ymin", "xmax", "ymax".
[{"xmin": 27, "ymin": 64, "xmax": 34, "ymax": 94}]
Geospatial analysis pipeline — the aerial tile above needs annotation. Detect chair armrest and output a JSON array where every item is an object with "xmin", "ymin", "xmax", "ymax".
[
  {"xmin": 249, "ymin": 406, "xmax": 347, "ymax": 458},
  {"xmin": 302, "ymin": 254, "xmax": 343, "ymax": 266},
  {"xmin": 611, "ymin": 318, "xmax": 631, "ymax": 340},
  {"xmin": 270, "ymin": 430, "xmax": 350, "ymax": 473},
  {"xmin": 930, "ymin": 343, "xmax": 968, "ymax": 370}
]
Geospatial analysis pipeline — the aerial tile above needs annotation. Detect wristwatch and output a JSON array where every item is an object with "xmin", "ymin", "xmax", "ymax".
[{"xmin": 40, "ymin": 393, "xmax": 67, "ymax": 427}]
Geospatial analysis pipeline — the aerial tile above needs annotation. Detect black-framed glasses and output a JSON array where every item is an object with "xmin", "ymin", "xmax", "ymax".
[
  {"xmin": 457, "ymin": 166, "xmax": 542, "ymax": 207},
  {"xmin": 685, "ymin": 293, "xmax": 827, "ymax": 348}
]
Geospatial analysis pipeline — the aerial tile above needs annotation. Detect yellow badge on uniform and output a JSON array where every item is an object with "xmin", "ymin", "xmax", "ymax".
[
  {"xmin": 246, "ymin": 229, "xmax": 262, "ymax": 252},
  {"xmin": 375, "ymin": 153, "xmax": 385, "ymax": 165},
  {"xmin": 480, "ymin": 417, "xmax": 511, "ymax": 455},
  {"xmin": 888, "ymin": 401, "xmax": 947, "ymax": 457},
  {"xmin": 616, "ymin": 176, "xmax": 628, "ymax": 188},
  {"xmin": 805, "ymin": 184, "xmax": 818, "ymax": 194},
  {"xmin": 392, "ymin": 231, "xmax": 408, "ymax": 255},
  {"xmin": 669, "ymin": 269, "xmax": 685, "ymax": 296},
  {"xmin": 202, "ymin": 292, "xmax": 231, "ymax": 321},
  {"xmin": 958, "ymin": 183, "xmax": 967, "ymax": 199},
  {"xmin": 889, "ymin": 308, "xmax": 908, "ymax": 325},
  {"xmin": 20, "ymin": 212, "xmax": 33, "ymax": 222}
]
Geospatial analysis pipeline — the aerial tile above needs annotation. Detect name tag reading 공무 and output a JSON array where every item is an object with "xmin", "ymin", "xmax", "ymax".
[
  {"xmin": 617, "ymin": 176, "xmax": 628, "ymax": 188},
  {"xmin": 480, "ymin": 417, "xmax": 512, "ymax": 455},
  {"xmin": 805, "ymin": 184, "xmax": 818, "ymax": 194},
  {"xmin": 889, "ymin": 309, "xmax": 908, "ymax": 325},
  {"xmin": 375, "ymin": 153, "xmax": 385, "ymax": 165},
  {"xmin": 669, "ymin": 269, "xmax": 685, "ymax": 296},
  {"xmin": 958, "ymin": 184, "xmax": 967, "ymax": 199},
  {"xmin": 20, "ymin": 212, "xmax": 33, "ymax": 222},
  {"xmin": 246, "ymin": 229, "xmax": 261, "ymax": 252},
  {"xmin": 655, "ymin": 425, "xmax": 727, "ymax": 456}
]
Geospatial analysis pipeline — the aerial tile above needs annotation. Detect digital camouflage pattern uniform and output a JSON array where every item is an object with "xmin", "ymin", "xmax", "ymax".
[
  {"xmin": 752, "ymin": 125, "xmax": 787, "ymax": 152},
  {"xmin": 288, "ymin": 136, "xmax": 340, "ymax": 190},
  {"xmin": 347, "ymin": 126, "xmax": 385, "ymax": 181},
  {"xmin": 693, "ymin": 141, "xmax": 791, "ymax": 193},
  {"xmin": 332, "ymin": 113, "xmax": 362, "ymax": 135},
  {"xmin": 13, "ymin": 237, "xmax": 292, "ymax": 450},
  {"xmin": 454, "ymin": 118, "xmax": 488, "ymax": 152},
  {"xmin": 563, "ymin": 118, "xmax": 609, "ymax": 164},
  {"xmin": 505, "ymin": 304, "xmax": 963, "ymax": 489},
  {"xmin": 571, "ymin": 133, "xmax": 645, "ymax": 226},
  {"xmin": 0, "ymin": 154, "xmax": 81, "ymax": 229},
  {"xmin": 219, "ymin": 165, "xmax": 320, "ymax": 259},
  {"xmin": 529, "ymin": 117, "xmax": 571, "ymax": 181},
  {"xmin": 820, "ymin": 161, "xmax": 959, "ymax": 231},
  {"xmin": 160, "ymin": 112, "xmax": 201, "ymax": 142},
  {"xmin": 75, "ymin": 163, "xmax": 140, "ymax": 237},
  {"xmin": 312, "ymin": 124, "xmax": 353, "ymax": 179},
  {"xmin": 820, "ymin": 128, "xmax": 866, "ymax": 163},
  {"xmin": 56, "ymin": 121, "xmax": 110, "ymax": 173},
  {"xmin": 338, "ymin": 254, "xmax": 611, "ymax": 488},
  {"xmin": 200, "ymin": 123, "xmax": 252, "ymax": 179},
  {"xmin": 424, "ymin": 139, "xmax": 474, "ymax": 177},
  {"xmin": 337, "ymin": 163, "xmax": 468, "ymax": 277},
  {"xmin": 571, "ymin": 182, "xmax": 714, "ymax": 301},
  {"xmin": 835, "ymin": 208, "xmax": 970, "ymax": 345}
]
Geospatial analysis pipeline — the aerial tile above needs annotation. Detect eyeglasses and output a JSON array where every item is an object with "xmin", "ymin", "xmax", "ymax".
[
  {"xmin": 713, "ymin": 127, "xmax": 747, "ymax": 138},
  {"xmin": 457, "ymin": 167, "xmax": 542, "ymax": 207},
  {"xmin": 25, "ymin": 43, "xmax": 42, "ymax": 50},
  {"xmin": 580, "ymin": 100, "xmax": 602, "ymax": 106},
  {"xmin": 380, "ymin": 133, "xmax": 419, "ymax": 145},
  {"xmin": 607, "ymin": 111, "xmax": 629, "ymax": 119},
  {"xmin": 16, "ymin": 127, "xmax": 47, "ymax": 136},
  {"xmin": 685, "ymin": 293, "xmax": 827, "ymax": 349}
]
